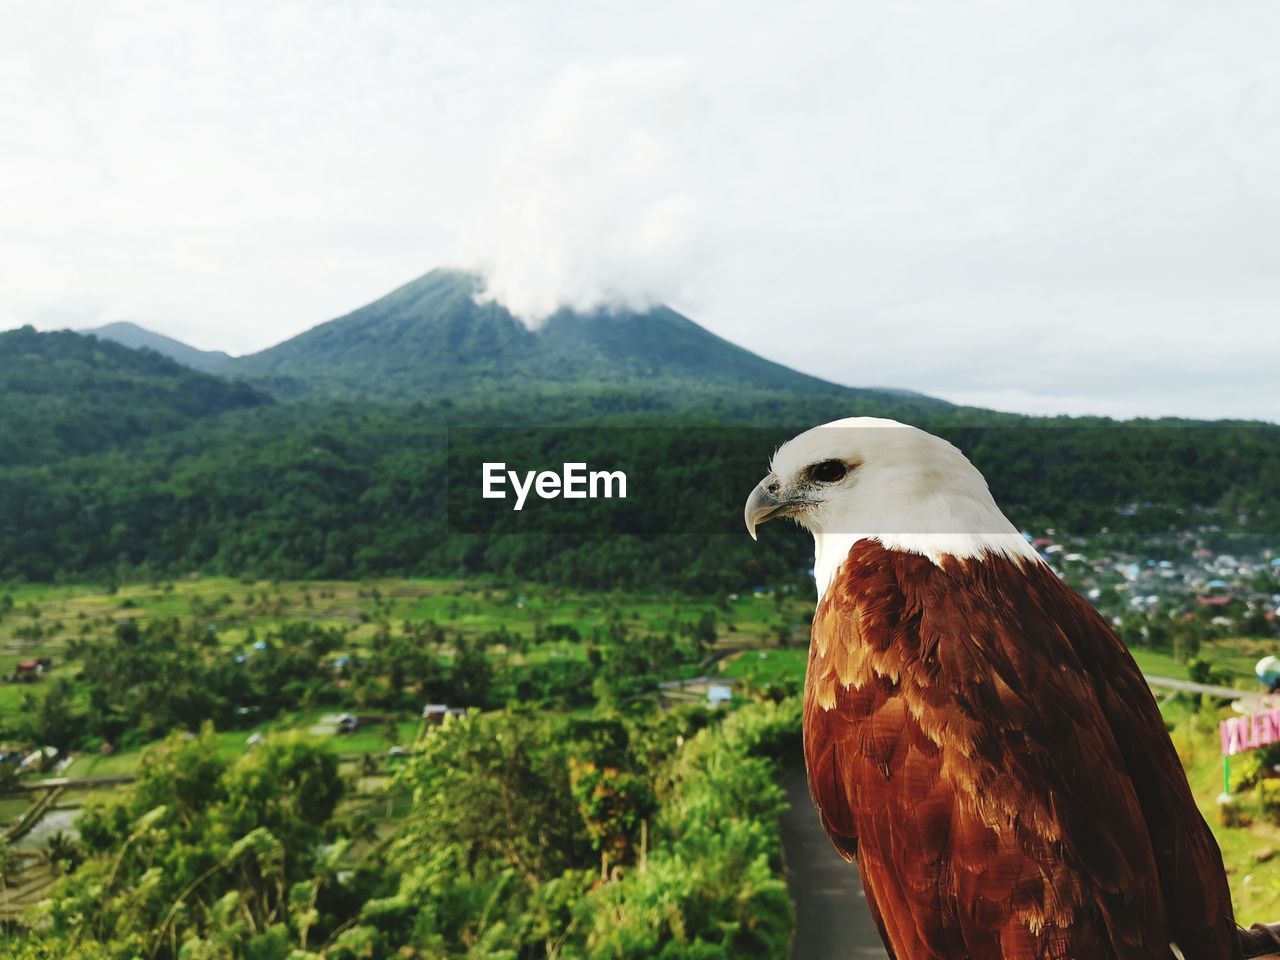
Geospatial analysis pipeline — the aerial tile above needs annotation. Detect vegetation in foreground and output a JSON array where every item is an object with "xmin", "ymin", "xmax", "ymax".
[
  {"xmin": 1, "ymin": 702, "xmax": 796, "ymax": 959},
  {"xmin": 2, "ymin": 575, "xmax": 1279, "ymax": 956},
  {"xmin": 0, "ymin": 577, "xmax": 807, "ymax": 958}
]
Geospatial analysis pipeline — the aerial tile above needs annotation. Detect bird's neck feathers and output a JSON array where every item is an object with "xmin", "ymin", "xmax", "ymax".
[
  {"xmin": 813, "ymin": 530, "xmax": 1040, "ymax": 598},
  {"xmin": 809, "ymin": 468, "xmax": 1041, "ymax": 599}
]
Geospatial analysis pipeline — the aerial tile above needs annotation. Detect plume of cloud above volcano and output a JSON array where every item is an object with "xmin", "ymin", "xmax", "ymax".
[{"xmin": 458, "ymin": 57, "xmax": 706, "ymax": 326}]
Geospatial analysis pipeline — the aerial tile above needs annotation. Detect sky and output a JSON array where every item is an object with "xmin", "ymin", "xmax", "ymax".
[{"xmin": 2, "ymin": 0, "xmax": 1278, "ymax": 421}]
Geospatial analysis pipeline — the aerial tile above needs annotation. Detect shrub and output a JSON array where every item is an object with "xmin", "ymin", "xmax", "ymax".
[
  {"xmin": 1231, "ymin": 744, "xmax": 1280, "ymax": 793},
  {"xmin": 1218, "ymin": 795, "xmax": 1251, "ymax": 828},
  {"xmin": 1259, "ymin": 779, "xmax": 1280, "ymax": 827}
]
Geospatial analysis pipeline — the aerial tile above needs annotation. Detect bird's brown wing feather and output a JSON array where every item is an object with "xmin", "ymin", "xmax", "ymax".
[
  {"xmin": 804, "ymin": 541, "xmax": 1236, "ymax": 959},
  {"xmin": 1018, "ymin": 558, "xmax": 1238, "ymax": 959}
]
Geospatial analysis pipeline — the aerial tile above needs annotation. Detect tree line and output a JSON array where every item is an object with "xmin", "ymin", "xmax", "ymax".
[{"xmin": 2, "ymin": 396, "xmax": 1277, "ymax": 593}]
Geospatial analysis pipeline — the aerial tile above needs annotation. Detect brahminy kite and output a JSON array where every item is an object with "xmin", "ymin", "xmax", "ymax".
[{"xmin": 745, "ymin": 417, "xmax": 1278, "ymax": 959}]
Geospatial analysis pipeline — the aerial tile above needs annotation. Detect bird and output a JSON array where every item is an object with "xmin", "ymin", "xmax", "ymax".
[{"xmin": 743, "ymin": 417, "xmax": 1270, "ymax": 960}]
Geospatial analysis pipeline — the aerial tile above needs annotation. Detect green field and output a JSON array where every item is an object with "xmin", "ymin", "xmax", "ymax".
[
  {"xmin": 722, "ymin": 647, "xmax": 807, "ymax": 685},
  {"xmin": 723, "ymin": 642, "xmax": 1269, "ymax": 690},
  {"xmin": 0, "ymin": 575, "xmax": 809, "ymax": 739},
  {"xmin": 1, "ymin": 575, "xmax": 805, "ymax": 676}
]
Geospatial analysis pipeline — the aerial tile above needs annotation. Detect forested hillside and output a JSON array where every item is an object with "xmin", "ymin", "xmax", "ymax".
[
  {"xmin": 0, "ymin": 326, "xmax": 268, "ymax": 466},
  {"xmin": 1, "ymin": 388, "xmax": 1276, "ymax": 589}
]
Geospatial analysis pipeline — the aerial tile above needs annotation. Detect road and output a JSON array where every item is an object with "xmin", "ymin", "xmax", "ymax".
[
  {"xmin": 780, "ymin": 768, "xmax": 889, "ymax": 960},
  {"xmin": 1143, "ymin": 673, "xmax": 1253, "ymax": 701},
  {"xmin": 14, "ymin": 774, "xmax": 135, "ymax": 792}
]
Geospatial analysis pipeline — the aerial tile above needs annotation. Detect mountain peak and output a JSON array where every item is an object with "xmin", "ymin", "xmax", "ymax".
[
  {"xmin": 83, "ymin": 321, "xmax": 232, "ymax": 372},
  {"xmin": 229, "ymin": 267, "xmax": 852, "ymax": 400}
]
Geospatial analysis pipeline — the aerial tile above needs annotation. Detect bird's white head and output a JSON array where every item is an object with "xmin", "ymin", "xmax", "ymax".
[{"xmin": 744, "ymin": 417, "xmax": 1039, "ymax": 597}]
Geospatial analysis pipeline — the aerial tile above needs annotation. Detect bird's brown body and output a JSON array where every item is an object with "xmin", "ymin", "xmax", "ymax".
[{"xmin": 803, "ymin": 540, "xmax": 1238, "ymax": 959}]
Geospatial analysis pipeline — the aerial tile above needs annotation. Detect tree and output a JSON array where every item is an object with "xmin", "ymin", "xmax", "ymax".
[
  {"xmin": 31, "ymin": 679, "xmax": 81, "ymax": 752},
  {"xmin": 569, "ymin": 758, "xmax": 655, "ymax": 877},
  {"xmin": 1171, "ymin": 619, "xmax": 1204, "ymax": 663},
  {"xmin": 47, "ymin": 728, "xmax": 347, "ymax": 959},
  {"xmin": 45, "ymin": 831, "xmax": 86, "ymax": 874},
  {"xmin": 395, "ymin": 710, "xmax": 588, "ymax": 888},
  {"xmin": 449, "ymin": 638, "xmax": 493, "ymax": 708},
  {"xmin": 693, "ymin": 612, "xmax": 718, "ymax": 648}
]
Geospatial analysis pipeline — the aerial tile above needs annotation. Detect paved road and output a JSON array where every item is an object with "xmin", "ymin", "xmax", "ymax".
[
  {"xmin": 1143, "ymin": 674, "xmax": 1253, "ymax": 700},
  {"xmin": 14, "ymin": 774, "xmax": 135, "ymax": 792},
  {"xmin": 780, "ymin": 768, "xmax": 889, "ymax": 960}
]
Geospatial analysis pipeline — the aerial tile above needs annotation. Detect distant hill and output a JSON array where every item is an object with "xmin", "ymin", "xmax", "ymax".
[
  {"xmin": 0, "ymin": 326, "xmax": 269, "ymax": 466},
  {"xmin": 83, "ymin": 321, "xmax": 232, "ymax": 372},
  {"xmin": 232, "ymin": 269, "xmax": 909, "ymax": 404}
]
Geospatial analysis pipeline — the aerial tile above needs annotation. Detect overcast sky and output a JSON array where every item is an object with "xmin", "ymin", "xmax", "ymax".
[{"xmin": 2, "ymin": 1, "xmax": 1278, "ymax": 421}]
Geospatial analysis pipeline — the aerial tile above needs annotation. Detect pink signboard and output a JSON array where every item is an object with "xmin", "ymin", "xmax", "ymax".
[{"xmin": 1220, "ymin": 708, "xmax": 1280, "ymax": 757}]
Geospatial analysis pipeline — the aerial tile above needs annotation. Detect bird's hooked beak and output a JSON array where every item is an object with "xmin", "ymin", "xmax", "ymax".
[{"xmin": 744, "ymin": 474, "xmax": 808, "ymax": 541}]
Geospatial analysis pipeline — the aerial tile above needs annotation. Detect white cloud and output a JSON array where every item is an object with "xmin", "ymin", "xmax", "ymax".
[{"xmin": 460, "ymin": 57, "xmax": 705, "ymax": 326}]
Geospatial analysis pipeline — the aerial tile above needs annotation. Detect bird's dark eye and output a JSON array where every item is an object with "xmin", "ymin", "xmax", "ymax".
[{"xmin": 809, "ymin": 460, "xmax": 847, "ymax": 484}]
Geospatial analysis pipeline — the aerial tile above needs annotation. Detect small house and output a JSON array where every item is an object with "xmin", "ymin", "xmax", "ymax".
[
  {"xmin": 13, "ymin": 659, "xmax": 42, "ymax": 682},
  {"xmin": 421, "ymin": 704, "xmax": 450, "ymax": 724},
  {"xmin": 706, "ymin": 684, "xmax": 733, "ymax": 707}
]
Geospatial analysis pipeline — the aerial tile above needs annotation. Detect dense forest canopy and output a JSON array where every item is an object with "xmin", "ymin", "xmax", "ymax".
[{"xmin": 2, "ymin": 283, "xmax": 1277, "ymax": 590}]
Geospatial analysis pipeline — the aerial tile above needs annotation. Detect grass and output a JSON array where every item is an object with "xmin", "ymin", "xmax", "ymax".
[
  {"xmin": 61, "ymin": 750, "xmax": 141, "ymax": 779},
  {"xmin": 0, "ymin": 682, "xmax": 32, "ymax": 713},
  {"xmin": 1, "ymin": 575, "xmax": 805, "ymax": 678},
  {"xmin": 1129, "ymin": 647, "xmax": 1194, "ymax": 680},
  {"xmin": 721, "ymin": 647, "xmax": 807, "ymax": 685},
  {"xmin": 62, "ymin": 713, "xmax": 427, "ymax": 780},
  {"xmin": 0, "ymin": 795, "xmax": 31, "ymax": 824},
  {"xmin": 1170, "ymin": 706, "xmax": 1280, "ymax": 921},
  {"xmin": 1130, "ymin": 642, "xmax": 1266, "ymax": 688}
]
